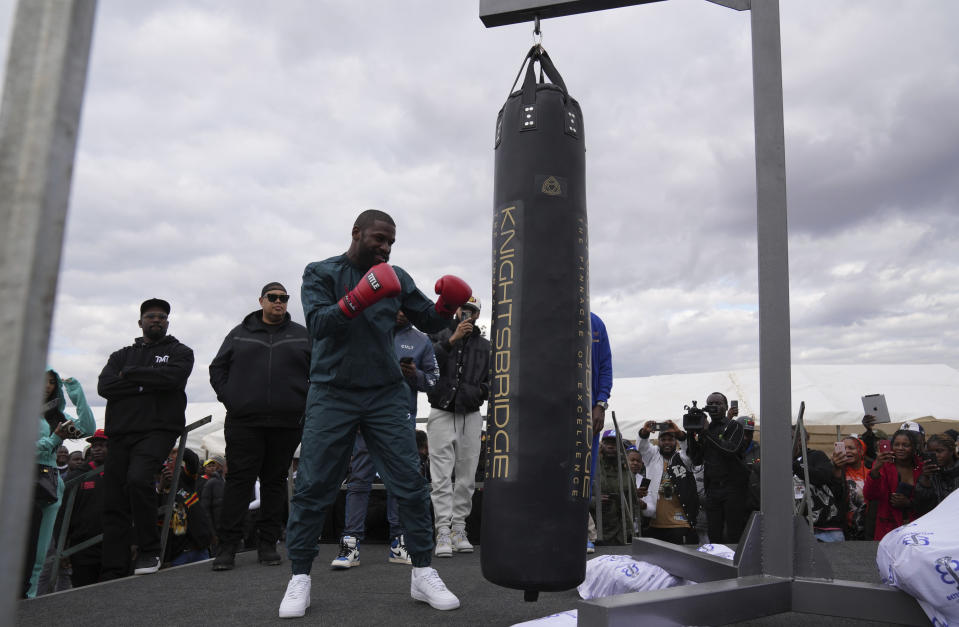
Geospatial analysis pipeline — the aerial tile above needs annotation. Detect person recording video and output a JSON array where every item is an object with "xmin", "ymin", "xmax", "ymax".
[{"xmin": 637, "ymin": 420, "xmax": 699, "ymax": 545}]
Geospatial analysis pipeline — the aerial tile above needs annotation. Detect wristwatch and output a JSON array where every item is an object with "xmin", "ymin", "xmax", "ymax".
[{"xmin": 595, "ymin": 400, "xmax": 608, "ymax": 410}]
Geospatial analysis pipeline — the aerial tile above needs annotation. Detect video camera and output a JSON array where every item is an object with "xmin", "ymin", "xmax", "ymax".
[{"xmin": 683, "ymin": 401, "xmax": 707, "ymax": 431}]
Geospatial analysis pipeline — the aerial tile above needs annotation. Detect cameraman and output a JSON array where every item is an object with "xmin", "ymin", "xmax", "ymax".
[
  {"xmin": 427, "ymin": 296, "xmax": 490, "ymax": 556},
  {"xmin": 637, "ymin": 421, "xmax": 698, "ymax": 545},
  {"xmin": 687, "ymin": 392, "xmax": 750, "ymax": 544}
]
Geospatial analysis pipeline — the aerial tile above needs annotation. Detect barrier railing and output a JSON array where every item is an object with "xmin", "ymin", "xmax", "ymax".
[{"xmin": 48, "ymin": 415, "xmax": 213, "ymax": 571}]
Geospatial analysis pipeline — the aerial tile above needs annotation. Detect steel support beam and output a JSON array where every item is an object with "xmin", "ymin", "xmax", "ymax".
[
  {"xmin": 479, "ymin": 0, "xmax": 665, "ymax": 28},
  {"xmin": 631, "ymin": 537, "xmax": 738, "ymax": 582},
  {"xmin": 578, "ymin": 575, "xmax": 793, "ymax": 627},
  {"xmin": 0, "ymin": 0, "xmax": 97, "ymax": 616},
  {"xmin": 791, "ymin": 578, "xmax": 928, "ymax": 625}
]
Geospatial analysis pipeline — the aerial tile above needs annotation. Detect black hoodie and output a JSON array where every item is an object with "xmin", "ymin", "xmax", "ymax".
[
  {"xmin": 98, "ymin": 335, "xmax": 194, "ymax": 436},
  {"xmin": 208, "ymin": 310, "xmax": 310, "ymax": 428}
]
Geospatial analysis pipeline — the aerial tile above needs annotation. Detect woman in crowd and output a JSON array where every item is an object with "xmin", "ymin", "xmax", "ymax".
[
  {"xmin": 914, "ymin": 433, "xmax": 959, "ymax": 515},
  {"xmin": 24, "ymin": 369, "xmax": 95, "ymax": 598},
  {"xmin": 863, "ymin": 429, "xmax": 923, "ymax": 541},
  {"xmin": 831, "ymin": 436, "xmax": 870, "ymax": 540}
]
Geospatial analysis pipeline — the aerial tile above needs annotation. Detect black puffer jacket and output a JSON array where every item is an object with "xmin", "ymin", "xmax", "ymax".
[
  {"xmin": 209, "ymin": 311, "xmax": 310, "ymax": 428},
  {"xmin": 98, "ymin": 335, "xmax": 194, "ymax": 436},
  {"xmin": 427, "ymin": 327, "xmax": 490, "ymax": 414}
]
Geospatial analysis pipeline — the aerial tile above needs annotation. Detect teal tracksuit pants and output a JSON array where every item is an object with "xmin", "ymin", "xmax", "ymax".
[{"xmin": 287, "ymin": 382, "xmax": 434, "ymax": 573}]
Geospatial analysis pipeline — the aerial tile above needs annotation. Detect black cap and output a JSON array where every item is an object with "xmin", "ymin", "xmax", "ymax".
[
  {"xmin": 140, "ymin": 298, "xmax": 171, "ymax": 315},
  {"xmin": 261, "ymin": 282, "xmax": 287, "ymax": 296}
]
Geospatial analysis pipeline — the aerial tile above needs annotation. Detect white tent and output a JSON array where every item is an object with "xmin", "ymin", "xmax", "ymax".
[
  {"xmin": 74, "ymin": 363, "xmax": 959, "ymax": 457},
  {"xmin": 604, "ymin": 364, "xmax": 959, "ymax": 441}
]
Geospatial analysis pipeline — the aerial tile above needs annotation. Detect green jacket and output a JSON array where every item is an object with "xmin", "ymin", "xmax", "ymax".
[
  {"xmin": 37, "ymin": 369, "xmax": 96, "ymax": 467},
  {"xmin": 301, "ymin": 254, "xmax": 452, "ymax": 389}
]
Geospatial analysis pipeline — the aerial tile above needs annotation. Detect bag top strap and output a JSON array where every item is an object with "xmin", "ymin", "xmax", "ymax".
[{"xmin": 507, "ymin": 45, "xmax": 570, "ymax": 104}]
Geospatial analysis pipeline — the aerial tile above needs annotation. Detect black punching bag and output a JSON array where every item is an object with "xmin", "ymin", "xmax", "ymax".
[{"xmin": 482, "ymin": 45, "xmax": 591, "ymax": 596}]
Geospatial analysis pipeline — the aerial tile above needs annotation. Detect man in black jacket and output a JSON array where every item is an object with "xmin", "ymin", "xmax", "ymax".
[
  {"xmin": 64, "ymin": 429, "xmax": 108, "ymax": 588},
  {"xmin": 209, "ymin": 282, "xmax": 310, "ymax": 570},
  {"xmin": 426, "ymin": 296, "xmax": 490, "ymax": 557},
  {"xmin": 98, "ymin": 298, "xmax": 195, "ymax": 578}
]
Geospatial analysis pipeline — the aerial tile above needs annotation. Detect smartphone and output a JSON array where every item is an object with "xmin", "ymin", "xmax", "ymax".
[
  {"xmin": 640, "ymin": 477, "xmax": 651, "ymax": 489},
  {"xmin": 459, "ymin": 310, "xmax": 472, "ymax": 322},
  {"xmin": 834, "ymin": 441, "xmax": 845, "ymax": 456},
  {"xmin": 653, "ymin": 422, "xmax": 670, "ymax": 431},
  {"xmin": 878, "ymin": 440, "xmax": 891, "ymax": 454},
  {"xmin": 731, "ymin": 400, "xmax": 738, "ymax": 410},
  {"xmin": 399, "ymin": 356, "xmax": 413, "ymax": 364},
  {"xmin": 923, "ymin": 451, "xmax": 938, "ymax": 468}
]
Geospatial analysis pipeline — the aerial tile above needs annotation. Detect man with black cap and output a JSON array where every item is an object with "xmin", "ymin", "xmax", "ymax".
[
  {"xmin": 97, "ymin": 298, "xmax": 195, "ymax": 578},
  {"xmin": 209, "ymin": 282, "xmax": 310, "ymax": 570},
  {"xmin": 426, "ymin": 295, "xmax": 490, "ymax": 557}
]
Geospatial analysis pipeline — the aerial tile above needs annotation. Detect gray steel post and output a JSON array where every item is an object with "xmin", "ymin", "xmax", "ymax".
[
  {"xmin": 749, "ymin": 0, "xmax": 794, "ymax": 579},
  {"xmin": 0, "ymin": 0, "xmax": 97, "ymax": 614}
]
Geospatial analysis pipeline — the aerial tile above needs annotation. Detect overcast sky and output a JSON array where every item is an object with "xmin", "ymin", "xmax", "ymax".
[{"xmin": 2, "ymin": 0, "xmax": 957, "ymax": 409}]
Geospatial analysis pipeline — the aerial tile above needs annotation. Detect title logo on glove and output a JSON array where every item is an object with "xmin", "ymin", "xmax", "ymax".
[{"xmin": 366, "ymin": 272, "xmax": 381, "ymax": 291}]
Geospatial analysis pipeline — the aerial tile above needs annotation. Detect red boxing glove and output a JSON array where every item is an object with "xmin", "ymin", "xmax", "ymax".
[
  {"xmin": 338, "ymin": 263, "xmax": 402, "ymax": 319},
  {"xmin": 434, "ymin": 275, "xmax": 471, "ymax": 318}
]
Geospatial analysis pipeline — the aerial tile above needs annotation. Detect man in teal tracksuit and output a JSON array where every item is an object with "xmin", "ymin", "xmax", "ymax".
[{"xmin": 278, "ymin": 209, "xmax": 472, "ymax": 619}]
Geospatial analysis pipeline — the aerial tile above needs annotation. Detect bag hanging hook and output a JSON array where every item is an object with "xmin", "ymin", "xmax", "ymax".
[{"xmin": 532, "ymin": 15, "xmax": 543, "ymax": 46}]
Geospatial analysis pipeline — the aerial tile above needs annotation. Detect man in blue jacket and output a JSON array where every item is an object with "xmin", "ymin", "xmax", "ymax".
[
  {"xmin": 209, "ymin": 282, "xmax": 311, "ymax": 570},
  {"xmin": 278, "ymin": 209, "xmax": 471, "ymax": 618},
  {"xmin": 587, "ymin": 312, "xmax": 613, "ymax": 550},
  {"xmin": 332, "ymin": 309, "xmax": 439, "ymax": 568}
]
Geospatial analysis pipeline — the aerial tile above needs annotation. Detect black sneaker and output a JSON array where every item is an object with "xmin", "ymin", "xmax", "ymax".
[
  {"xmin": 133, "ymin": 553, "xmax": 160, "ymax": 575},
  {"xmin": 212, "ymin": 543, "xmax": 237, "ymax": 571},
  {"xmin": 258, "ymin": 541, "xmax": 282, "ymax": 566}
]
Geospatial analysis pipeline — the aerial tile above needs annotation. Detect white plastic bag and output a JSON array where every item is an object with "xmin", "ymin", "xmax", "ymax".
[
  {"xmin": 577, "ymin": 554, "xmax": 686, "ymax": 600},
  {"xmin": 877, "ymin": 488, "xmax": 959, "ymax": 626}
]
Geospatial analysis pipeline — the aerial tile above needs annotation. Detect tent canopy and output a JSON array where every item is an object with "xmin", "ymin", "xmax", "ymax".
[{"xmin": 73, "ymin": 364, "xmax": 959, "ymax": 458}]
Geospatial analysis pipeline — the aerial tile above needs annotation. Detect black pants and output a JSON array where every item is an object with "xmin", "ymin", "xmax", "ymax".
[
  {"xmin": 70, "ymin": 560, "xmax": 101, "ymax": 588},
  {"xmin": 100, "ymin": 430, "xmax": 179, "ymax": 580},
  {"xmin": 645, "ymin": 525, "xmax": 698, "ymax": 545},
  {"xmin": 218, "ymin": 423, "xmax": 301, "ymax": 546},
  {"xmin": 704, "ymin": 481, "xmax": 748, "ymax": 544}
]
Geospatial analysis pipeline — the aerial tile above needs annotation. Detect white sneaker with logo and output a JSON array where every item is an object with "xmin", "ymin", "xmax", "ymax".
[
  {"xmin": 434, "ymin": 528, "xmax": 453, "ymax": 558},
  {"xmin": 331, "ymin": 535, "xmax": 360, "ymax": 569},
  {"xmin": 410, "ymin": 567, "xmax": 461, "ymax": 610},
  {"xmin": 389, "ymin": 535, "xmax": 412, "ymax": 565},
  {"xmin": 450, "ymin": 529, "xmax": 474, "ymax": 553},
  {"xmin": 278, "ymin": 574, "xmax": 311, "ymax": 618}
]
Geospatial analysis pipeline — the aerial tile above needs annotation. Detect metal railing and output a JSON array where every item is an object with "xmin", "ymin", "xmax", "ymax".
[{"xmin": 47, "ymin": 415, "xmax": 213, "ymax": 571}]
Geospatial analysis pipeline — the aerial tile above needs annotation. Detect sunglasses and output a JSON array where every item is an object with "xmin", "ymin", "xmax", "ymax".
[{"xmin": 265, "ymin": 293, "xmax": 290, "ymax": 303}]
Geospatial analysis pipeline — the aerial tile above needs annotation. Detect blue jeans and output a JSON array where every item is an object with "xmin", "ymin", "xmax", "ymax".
[
  {"xmin": 171, "ymin": 548, "xmax": 210, "ymax": 566},
  {"xmin": 343, "ymin": 432, "xmax": 404, "ymax": 540}
]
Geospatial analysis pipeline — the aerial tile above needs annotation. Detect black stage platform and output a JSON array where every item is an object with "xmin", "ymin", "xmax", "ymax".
[{"xmin": 18, "ymin": 541, "xmax": 917, "ymax": 626}]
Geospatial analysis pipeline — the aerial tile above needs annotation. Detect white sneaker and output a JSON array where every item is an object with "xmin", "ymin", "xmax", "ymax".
[
  {"xmin": 435, "ymin": 529, "xmax": 453, "ymax": 558},
  {"xmin": 331, "ymin": 536, "xmax": 360, "ymax": 569},
  {"xmin": 278, "ymin": 574, "xmax": 311, "ymax": 618},
  {"xmin": 410, "ymin": 567, "xmax": 460, "ymax": 610},
  {"xmin": 450, "ymin": 529, "xmax": 473, "ymax": 553}
]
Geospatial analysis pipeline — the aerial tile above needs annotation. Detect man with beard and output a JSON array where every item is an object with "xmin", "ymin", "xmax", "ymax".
[
  {"xmin": 97, "ymin": 298, "xmax": 194, "ymax": 578},
  {"xmin": 279, "ymin": 209, "xmax": 471, "ymax": 618},
  {"xmin": 209, "ymin": 282, "xmax": 310, "ymax": 570},
  {"xmin": 637, "ymin": 421, "xmax": 699, "ymax": 545}
]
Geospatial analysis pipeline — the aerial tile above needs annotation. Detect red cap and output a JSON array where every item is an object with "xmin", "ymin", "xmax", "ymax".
[{"xmin": 86, "ymin": 428, "xmax": 107, "ymax": 443}]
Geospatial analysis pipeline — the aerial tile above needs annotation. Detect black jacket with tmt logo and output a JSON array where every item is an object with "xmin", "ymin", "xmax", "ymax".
[{"xmin": 98, "ymin": 335, "xmax": 194, "ymax": 436}]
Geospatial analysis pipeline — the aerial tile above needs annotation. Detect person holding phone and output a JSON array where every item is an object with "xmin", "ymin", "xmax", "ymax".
[
  {"xmin": 636, "ymin": 420, "xmax": 699, "ymax": 545},
  {"xmin": 914, "ymin": 433, "xmax": 959, "ymax": 515},
  {"xmin": 830, "ymin": 436, "xmax": 870, "ymax": 540},
  {"xmin": 863, "ymin": 429, "xmax": 924, "ymax": 540},
  {"xmin": 426, "ymin": 295, "xmax": 489, "ymax": 557},
  {"xmin": 24, "ymin": 369, "xmax": 96, "ymax": 598}
]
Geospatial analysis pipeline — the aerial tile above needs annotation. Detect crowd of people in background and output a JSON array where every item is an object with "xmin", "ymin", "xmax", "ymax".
[
  {"xmin": 24, "ymin": 209, "xmax": 959, "ymax": 614},
  {"xmin": 593, "ymin": 397, "xmax": 959, "ymax": 548}
]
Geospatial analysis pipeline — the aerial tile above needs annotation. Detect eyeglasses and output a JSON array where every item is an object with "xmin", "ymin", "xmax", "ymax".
[{"xmin": 265, "ymin": 293, "xmax": 290, "ymax": 303}]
